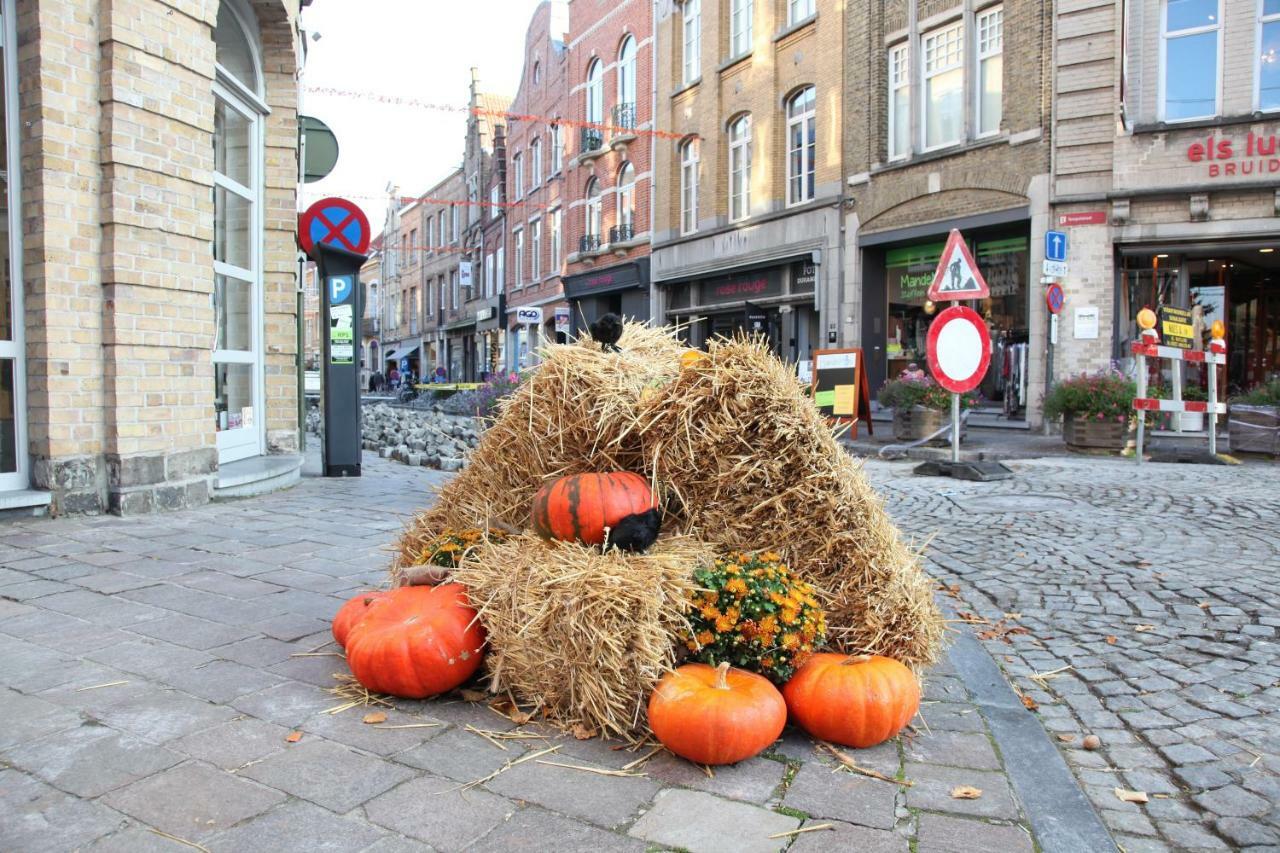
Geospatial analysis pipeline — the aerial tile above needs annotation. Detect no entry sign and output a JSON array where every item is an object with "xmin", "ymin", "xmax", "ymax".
[
  {"xmin": 926, "ymin": 305, "xmax": 991, "ymax": 394},
  {"xmin": 299, "ymin": 197, "xmax": 371, "ymax": 258}
]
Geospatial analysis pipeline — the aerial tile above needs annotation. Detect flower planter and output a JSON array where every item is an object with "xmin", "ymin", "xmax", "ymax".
[
  {"xmin": 892, "ymin": 406, "xmax": 963, "ymax": 445},
  {"xmin": 1228, "ymin": 405, "xmax": 1280, "ymax": 455},
  {"xmin": 1062, "ymin": 415, "xmax": 1130, "ymax": 451}
]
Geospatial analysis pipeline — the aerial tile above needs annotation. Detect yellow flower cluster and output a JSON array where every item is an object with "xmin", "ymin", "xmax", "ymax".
[{"xmin": 679, "ymin": 551, "xmax": 827, "ymax": 684}]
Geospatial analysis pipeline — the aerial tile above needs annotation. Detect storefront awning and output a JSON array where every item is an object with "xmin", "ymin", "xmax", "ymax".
[{"xmin": 444, "ymin": 318, "xmax": 477, "ymax": 332}]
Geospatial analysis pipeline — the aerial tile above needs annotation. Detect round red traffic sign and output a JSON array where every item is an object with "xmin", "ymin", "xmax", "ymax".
[
  {"xmin": 926, "ymin": 305, "xmax": 992, "ymax": 394},
  {"xmin": 1045, "ymin": 283, "xmax": 1065, "ymax": 315},
  {"xmin": 299, "ymin": 197, "xmax": 371, "ymax": 258}
]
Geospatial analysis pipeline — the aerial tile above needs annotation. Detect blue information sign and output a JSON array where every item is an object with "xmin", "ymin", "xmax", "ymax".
[{"xmin": 1045, "ymin": 230, "xmax": 1068, "ymax": 263}]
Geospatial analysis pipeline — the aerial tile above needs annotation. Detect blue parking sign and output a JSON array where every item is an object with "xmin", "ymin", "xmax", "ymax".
[{"xmin": 1045, "ymin": 230, "xmax": 1068, "ymax": 263}]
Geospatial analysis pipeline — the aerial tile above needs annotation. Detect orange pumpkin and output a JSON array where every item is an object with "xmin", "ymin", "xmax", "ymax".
[
  {"xmin": 342, "ymin": 583, "xmax": 486, "ymax": 699},
  {"xmin": 783, "ymin": 653, "xmax": 920, "ymax": 748},
  {"xmin": 648, "ymin": 662, "xmax": 786, "ymax": 765},
  {"xmin": 332, "ymin": 590, "xmax": 390, "ymax": 648},
  {"xmin": 530, "ymin": 472, "xmax": 656, "ymax": 546}
]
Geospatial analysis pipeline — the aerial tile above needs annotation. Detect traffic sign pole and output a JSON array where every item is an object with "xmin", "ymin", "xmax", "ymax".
[{"xmin": 951, "ymin": 393, "xmax": 961, "ymax": 464}]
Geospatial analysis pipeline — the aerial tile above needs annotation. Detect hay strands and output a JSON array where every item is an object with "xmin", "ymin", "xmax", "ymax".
[
  {"xmin": 768, "ymin": 824, "xmax": 835, "ymax": 839},
  {"xmin": 535, "ymin": 759, "xmax": 646, "ymax": 778},
  {"xmin": 325, "ymin": 674, "xmax": 396, "ymax": 714},
  {"xmin": 621, "ymin": 744, "xmax": 665, "ymax": 771},
  {"xmin": 147, "ymin": 829, "xmax": 210, "ymax": 852},
  {"xmin": 463, "ymin": 725, "xmax": 549, "ymax": 750},
  {"xmin": 457, "ymin": 745, "xmax": 561, "ymax": 792},
  {"xmin": 820, "ymin": 742, "xmax": 912, "ymax": 787}
]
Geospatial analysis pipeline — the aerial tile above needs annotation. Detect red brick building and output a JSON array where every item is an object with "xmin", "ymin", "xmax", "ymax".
[
  {"xmin": 503, "ymin": 1, "xmax": 571, "ymax": 368},
  {"xmin": 560, "ymin": 0, "xmax": 654, "ymax": 336}
]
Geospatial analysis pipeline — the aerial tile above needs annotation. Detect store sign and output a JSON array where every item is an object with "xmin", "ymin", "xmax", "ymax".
[
  {"xmin": 475, "ymin": 306, "xmax": 494, "ymax": 322},
  {"xmin": 554, "ymin": 307, "xmax": 571, "ymax": 333},
  {"xmin": 794, "ymin": 261, "xmax": 817, "ymax": 289},
  {"xmin": 701, "ymin": 267, "xmax": 784, "ymax": 304},
  {"xmin": 459, "ymin": 262, "xmax": 473, "ymax": 290},
  {"xmin": 1059, "ymin": 211, "xmax": 1106, "ymax": 227},
  {"xmin": 1159, "ymin": 306, "xmax": 1194, "ymax": 349},
  {"xmin": 1185, "ymin": 131, "xmax": 1280, "ymax": 179},
  {"xmin": 516, "ymin": 307, "xmax": 543, "ymax": 325}
]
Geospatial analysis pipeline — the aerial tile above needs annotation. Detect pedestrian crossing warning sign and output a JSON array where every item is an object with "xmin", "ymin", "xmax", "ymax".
[{"xmin": 927, "ymin": 229, "xmax": 990, "ymax": 302}]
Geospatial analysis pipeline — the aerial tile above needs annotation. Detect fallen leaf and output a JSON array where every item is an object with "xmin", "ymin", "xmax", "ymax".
[
  {"xmin": 1057, "ymin": 734, "xmax": 1075, "ymax": 743},
  {"xmin": 1114, "ymin": 787, "xmax": 1149, "ymax": 804},
  {"xmin": 1020, "ymin": 694, "xmax": 1039, "ymax": 712},
  {"xmin": 510, "ymin": 711, "xmax": 534, "ymax": 725},
  {"xmin": 1197, "ymin": 601, "xmax": 1211, "ymax": 610},
  {"xmin": 1003, "ymin": 612, "xmax": 1022, "ymax": 620},
  {"xmin": 955, "ymin": 610, "xmax": 989, "ymax": 625},
  {"xmin": 950, "ymin": 786, "xmax": 983, "ymax": 799},
  {"xmin": 459, "ymin": 689, "xmax": 487, "ymax": 702},
  {"xmin": 1105, "ymin": 636, "xmax": 1118, "ymax": 645},
  {"xmin": 571, "ymin": 724, "xmax": 596, "ymax": 740},
  {"xmin": 362, "ymin": 712, "xmax": 388, "ymax": 725},
  {"xmin": 1134, "ymin": 624, "xmax": 1156, "ymax": 632},
  {"xmin": 1136, "ymin": 559, "xmax": 1151, "ymax": 568},
  {"xmin": 285, "ymin": 731, "xmax": 302, "ymax": 743}
]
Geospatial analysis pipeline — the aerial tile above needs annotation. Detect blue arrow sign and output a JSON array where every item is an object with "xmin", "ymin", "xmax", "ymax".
[{"xmin": 1045, "ymin": 230, "xmax": 1068, "ymax": 263}]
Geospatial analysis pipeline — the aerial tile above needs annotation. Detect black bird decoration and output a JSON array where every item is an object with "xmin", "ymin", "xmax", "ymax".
[
  {"xmin": 589, "ymin": 312, "xmax": 624, "ymax": 353},
  {"xmin": 605, "ymin": 507, "xmax": 661, "ymax": 553}
]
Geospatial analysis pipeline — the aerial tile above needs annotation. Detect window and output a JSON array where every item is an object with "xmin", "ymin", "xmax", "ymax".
[
  {"xmin": 496, "ymin": 242, "xmax": 504, "ymax": 293},
  {"xmin": 618, "ymin": 36, "xmax": 637, "ymax": 107},
  {"xmin": 439, "ymin": 212, "xmax": 446, "ymax": 247},
  {"xmin": 788, "ymin": 0, "xmax": 815, "ymax": 25},
  {"xmin": 438, "ymin": 278, "xmax": 446, "ymax": 316},
  {"xmin": 616, "ymin": 162, "xmax": 636, "ymax": 237},
  {"xmin": 551, "ymin": 208, "xmax": 562, "ymax": 267},
  {"xmin": 513, "ymin": 153, "xmax": 524, "ymax": 199},
  {"xmin": 585, "ymin": 178, "xmax": 602, "ymax": 246},
  {"xmin": 730, "ymin": 0, "xmax": 752, "ymax": 57},
  {"xmin": 513, "ymin": 227, "xmax": 524, "ymax": 286},
  {"xmin": 586, "ymin": 59, "xmax": 603, "ymax": 125},
  {"xmin": 729, "ymin": 114, "xmax": 752, "ymax": 222},
  {"xmin": 401, "ymin": 234, "xmax": 408, "ymax": 268},
  {"xmin": 1259, "ymin": 0, "xmax": 1280, "ymax": 110},
  {"xmin": 485, "ymin": 253, "xmax": 495, "ymax": 297},
  {"xmin": 533, "ymin": 61, "xmax": 542, "ymax": 85},
  {"xmin": 680, "ymin": 137, "xmax": 700, "ymax": 234},
  {"xmin": 451, "ymin": 204, "xmax": 459, "ymax": 242},
  {"xmin": 551, "ymin": 124, "xmax": 563, "ymax": 172},
  {"xmin": 1162, "ymin": 0, "xmax": 1220, "ymax": 120},
  {"xmin": 451, "ymin": 269, "xmax": 460, "ymax": 308},
  {"xmin": 888, "ymin": 44, "xmax": 910, "ymax": 159},
  {"xmin": 531, "ymin": 218, "xmax": 542, "ymax": 280},
  {"xmin": 428, "ymin": 278, "xmax": 435, "ymax": 316},
  {"xmin": 490, "ymin": 185, "xmax": 500, "ymax": 220},
  {"xmin": 531, "ymin": 139, "xmax": 542, "ymax": 186},
  {"xmin": 923, "ymin": 21, "xmax": 964, "ymax": 149},
  {"xmin": 467, "ymin": 175, "xmax": 479, "ymax": 224},
  {"xmin": 786, "ymin": 86, "xmax": 816, "ymax": 205},
  {"xmin": 410, "ymin": 286, "xmax": 418, "ymax": 329},
  {"xmin": 977, "ymin": 7, "xmax": 1003, "ymax": 135},
  {"xmin": 410, "ymin": 227, "xmax": 419, "ymax": 262},
  {"xmin": 683, "ymin": 0, "xmax": 701, "ymax": 85}
]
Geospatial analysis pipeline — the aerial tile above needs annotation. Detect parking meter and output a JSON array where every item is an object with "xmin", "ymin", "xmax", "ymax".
[{"xmin": 317, "ymin": 243, "xmax": 366, "ymax": 476}]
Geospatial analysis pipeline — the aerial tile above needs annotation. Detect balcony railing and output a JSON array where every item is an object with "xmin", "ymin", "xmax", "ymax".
[
  {"xmin": 580, "ymin": 128, "xmax": 604, "ymax": 155},
  {"xmin": 611, "ymin": 103, "xmax": 636, "ymax": 132},
  {"xmin": 608, "ymin": 223, "xmax": 634, "ymax": 244},
  {"xmin": 579, "ymin": 234, "xmax": 602, "ymax": 254}
]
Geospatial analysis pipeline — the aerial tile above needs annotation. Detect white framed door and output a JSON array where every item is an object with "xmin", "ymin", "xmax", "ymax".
[
  {"xmin": 212, "ymin": 78, "xmax": 265, "ymax": 465},
  {"xmin": 0, "ymin": 0, "xmax": 27, "ymax": 491}
]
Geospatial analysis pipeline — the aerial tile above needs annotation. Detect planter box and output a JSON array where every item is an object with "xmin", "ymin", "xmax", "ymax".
[
  {"xmin": 1063, "ymin": 415, "xmax": 1130, "ymax": 450},
  {"xmin": 1228, "ymin": 405, "xmax": 1280, "ymax": 455},
  {"xmin": 892, "ymin": 407, "xmax": 963, "ymax": 444}
]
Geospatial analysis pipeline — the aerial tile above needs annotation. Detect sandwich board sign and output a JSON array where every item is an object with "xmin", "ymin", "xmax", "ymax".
[{"xmin": 927, "ymin": 230, "xmax": 990, "ymax": 302}]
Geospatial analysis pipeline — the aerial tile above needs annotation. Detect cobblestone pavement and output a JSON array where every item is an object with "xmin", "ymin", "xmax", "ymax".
[
  {"xmin": 0, "ymin": 452, "xmax": 1055, "ymax": 853},
  {"xmin": 864, "ymin": 456, "xmax": 1280, "ymax": 852}
]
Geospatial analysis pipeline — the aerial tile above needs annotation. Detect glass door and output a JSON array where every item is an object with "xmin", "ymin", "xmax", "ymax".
[
  {"xmin": 0, "ymin": 0, "xmax": 26, "ymax": 491},
  {"xmin": 212, "ymin": 83, "xmax": 263, "ymax": 464}
]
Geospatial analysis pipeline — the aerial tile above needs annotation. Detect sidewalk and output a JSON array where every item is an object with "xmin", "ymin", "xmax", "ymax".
[{"xmin": 0, "ymin": 451, "xmax": 1109, "ymax": 852}]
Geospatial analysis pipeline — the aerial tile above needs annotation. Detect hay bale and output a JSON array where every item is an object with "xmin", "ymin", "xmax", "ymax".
[
  {"xmin": 630, "ymin": 336, "xmax": 943, "ymax": 669},
  {"xmin": 451, "ymin": 533, "xmax": 711, "ymax": 740}
]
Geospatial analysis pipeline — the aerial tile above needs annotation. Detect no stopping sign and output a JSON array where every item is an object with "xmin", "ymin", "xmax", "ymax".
[{"xmin": 926, "ymin": 306, "xmax": 992, "ymax": 394}]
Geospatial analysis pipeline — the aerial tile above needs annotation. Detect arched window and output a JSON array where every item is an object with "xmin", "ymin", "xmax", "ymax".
[
  {"xmin": 728, "ymin": 114, "xmax": 751, "ymax": 222},
  {"xmin": 615, "ymin": 162, "xmax": 636, "ymax": 240},
  {"xmin": 679, "ymin": 137, "xmax": 700, "ymax": 235},
  {"xmin": 212, "ymin": 0, "xmax": 266, "ymax": 464},
  {"xmin": 583, "ymin": 178, "xmax": 602, "ymax": 252},
  {"xmin": 617, "ymin": 36, "xmax": 637, "ymax": 115},
  {"xmin": 586, "ymin": 59, "xmax": 604, "ymax": 125},
  {"xmin": 532, "ymin": 61, "xmax": 542, "ymax": 85},
  {"xmin": 786, "ymin": 86, "xmax": 816, "ymax": 205}
]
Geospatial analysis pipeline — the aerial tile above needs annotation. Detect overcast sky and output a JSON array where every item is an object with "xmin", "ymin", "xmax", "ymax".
[{"xmin": 298, "ymin": 1, "xmax": 540, "ymax": 235}]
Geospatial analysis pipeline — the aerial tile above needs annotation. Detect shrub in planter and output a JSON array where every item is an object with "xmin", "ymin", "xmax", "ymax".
[
  {"xmin": 877, "ymin": 377, "xmax": 978, "ymax": 443},
  {"xmin": 439, "ymin": 372, "xmax": 523, "ymax": 419},
  {"xmin": 1228, "ymin": 379, "xmax": 1280, "ymax": 455},
  {"xmin": 1044, "ymin": 370, "xmax": 1135, "ymax": 449}
]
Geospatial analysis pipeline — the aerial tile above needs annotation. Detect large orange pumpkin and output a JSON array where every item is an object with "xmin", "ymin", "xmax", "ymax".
[
  {"xmin": 648, "ymin": 662, "xmax": 786, "ymax": 765},
  {"xmin": 332, "ymin": 590, "xmax": 390, "ymax": 648},
  {"xmin": 342, "ymin": 583, "xmax": 486, "ymax": 699},
  {"xmin": 530, "ymin": 472, "xmax": 657, "ymax": 546},
  {"xmin": 783, "ymin": 653, "xmax": 920, "ymax": 748}
]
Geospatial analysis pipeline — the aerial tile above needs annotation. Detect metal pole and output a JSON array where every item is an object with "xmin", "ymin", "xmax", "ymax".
[
  {"xmin": 1135, "ymin": 352, "xmax": 1146, "ymax": 465},
  {"xmin": 1171, "ymin": 358, "xmax": 1183, "ymax": 433},
  {"xmin": 1207, "ymin": 353, "xmax": 1218, "ymax": 456},
  {"xmin": 951, "ymin": 392, "xmax": 961, "ymax": 464}
]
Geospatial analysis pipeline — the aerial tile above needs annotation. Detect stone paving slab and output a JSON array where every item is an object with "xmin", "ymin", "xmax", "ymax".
[{"xmin": 1, "ymin": 451, "xmax": 1073, "ymax": 852}]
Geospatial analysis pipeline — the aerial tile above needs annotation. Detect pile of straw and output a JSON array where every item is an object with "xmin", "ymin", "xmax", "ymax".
[
  {"xmin": 450, "ymin": 533, "xmax": 711, "ymax": 741},
  {"xmin": 631, "ymin": 336, "xmax": 943, "ymax": 668}
]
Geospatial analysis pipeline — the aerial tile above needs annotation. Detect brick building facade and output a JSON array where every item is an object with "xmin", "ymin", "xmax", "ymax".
[
  {"xmin": 1, "ymin": 0, "xmax": 306, "ymax": 515},
  {"xmin": 560, "ymin": 0, "xmax": 655, "ymax": 336},
  {"xmin": 503, "ymin": 1, "xmax": 571, "ymax": 367},
  {"xmin": 650, "ymin": 0, "xmax": 843, "ymax": 364}
]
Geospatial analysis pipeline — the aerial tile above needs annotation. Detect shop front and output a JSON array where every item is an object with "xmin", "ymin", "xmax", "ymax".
[
  {"xmin": 474, "ymin": 295, "xmax": 505, "ymax": 381},
  {"xmin": 562, "ymin": 259, "xmax": 651, "ymax": 338},
  {"xmin": 861, "ymin": 215, "xmax": 1033, "ymax": 419}
]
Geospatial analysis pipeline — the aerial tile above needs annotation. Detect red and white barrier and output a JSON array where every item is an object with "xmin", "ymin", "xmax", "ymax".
[{"xmin": 1131, "ymin": 340, "xmax": 1225, "ymax": 461}]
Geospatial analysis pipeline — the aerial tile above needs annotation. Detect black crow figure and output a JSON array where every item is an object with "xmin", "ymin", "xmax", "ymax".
[
  {"xmin": 589, "ymin": 312, "xmax": 624, "ymax": 353},
  {"xmin": 606, "ymin": 507, "xmax": 661, "ymax": 553}
]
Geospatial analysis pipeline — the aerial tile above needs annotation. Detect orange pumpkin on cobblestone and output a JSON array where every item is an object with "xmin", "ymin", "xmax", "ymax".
[
  {"xmin": 648, "ymin": 662, "xmax": 786, "ymax": 765},
  {"xmin": 338, "ymin": 584, "xmax": 485, "ymax": 699},
  {"xmin": 332, "ymin": 590, "xmax": 390, "ymax": 648},
  {"xmin": 783, "ymin": 653, "xmax": 920, "ymax": 748},
  {"xmin": 530, "ymin": 472, "xmax": 657, "ymax": 547}
]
